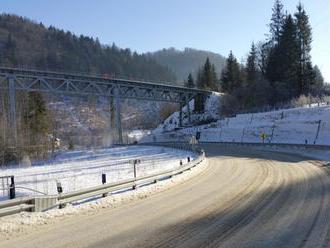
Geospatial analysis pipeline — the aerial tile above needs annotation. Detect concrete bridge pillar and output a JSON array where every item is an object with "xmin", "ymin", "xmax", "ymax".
[
  {"xmin": 179, "ymin": 102, "xmax": 183, "ymax": 127},
  {"xmin": 109, "ymin": 97, "xmax": 115, "ymax": 137},
  {"xmin": 186, "ymin": 99, "xmax": 191, "ymax": 124},
  {"xmin": 114, "ymin": 87, "xmax": 123, "ymax": 144},
  {"xmin": 8, "ymin": 76, "xmax": 17, "ymax": 147}
]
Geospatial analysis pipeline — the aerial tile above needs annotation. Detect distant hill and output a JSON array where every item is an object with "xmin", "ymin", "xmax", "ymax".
[
  {"xmin": 0, "ymin": 14, "xmax": 176, "ymax": 83},
  {"xmin": 147, "ymin": 48, "xmax": 227, "ymax": 82}
]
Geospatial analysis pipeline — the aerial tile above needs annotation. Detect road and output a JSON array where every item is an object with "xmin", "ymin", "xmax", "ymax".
[{"xmin": 1, "ymin": 144, "xmax": 330, "ymax": 248}]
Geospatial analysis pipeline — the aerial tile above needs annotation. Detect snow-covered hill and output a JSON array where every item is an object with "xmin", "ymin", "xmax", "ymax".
[
  {"xmin": 142, "ymin": 104, "xmax": 330, "ymax": 146},
  {"xmin": 153, "ymin": 92, "xmax": 222, "ymax": 133}
]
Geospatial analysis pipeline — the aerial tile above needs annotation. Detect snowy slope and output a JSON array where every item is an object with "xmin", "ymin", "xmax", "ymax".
[
  {"xmin": 153, "ymin": 92, "xmax": 222, "ymax": 133},
  {"xmin": 0, "ymin": 146, "xmax": 195, "ymax": 201},
  {"xmin": 142, "ymin": 105, "xmax": 330, "ymax": 146}
]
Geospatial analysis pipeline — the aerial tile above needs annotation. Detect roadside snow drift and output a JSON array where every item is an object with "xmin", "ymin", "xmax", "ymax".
[
  {"xmin": 0, "ymin": 154, "xmax": 208, "ymax": 236},
  {"xmin": 0, "ymin": 146, "xmax": 195, "ymax": 201}
]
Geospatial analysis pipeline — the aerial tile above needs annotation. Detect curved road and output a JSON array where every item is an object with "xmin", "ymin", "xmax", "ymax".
[{"xmin": 1, "ymin": 144, "xmax": 330, "ymax": 248}]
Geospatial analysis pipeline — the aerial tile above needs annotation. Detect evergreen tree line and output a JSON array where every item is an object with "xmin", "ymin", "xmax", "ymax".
[{"xmin": 185, "ymin": 0, "xmax": 325, "ymax": 114}]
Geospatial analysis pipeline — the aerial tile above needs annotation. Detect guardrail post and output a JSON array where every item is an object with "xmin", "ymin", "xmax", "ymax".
[
  {"xmin": 130, "ymin": 159, "xmax": 141, "ymax": 190},
  {"xmin": 102, "ymin": 174, "xmax": 107, "ymax": 197},
  {"xmin": 133, "ymin": 162, "xmax": 137, "ymax": 189},
  {"xmin": 9, "ymin": 176, "xmax": 15, "ymax": 199},
  {"xmin": 57, "ymin": 181, "xmax": 65, "ymax": 209}
]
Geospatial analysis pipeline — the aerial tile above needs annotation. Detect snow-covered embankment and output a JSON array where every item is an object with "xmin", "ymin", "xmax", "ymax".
[{"xmin": 0, "ymin": 145, "xmax": 196, "ymax": 201}]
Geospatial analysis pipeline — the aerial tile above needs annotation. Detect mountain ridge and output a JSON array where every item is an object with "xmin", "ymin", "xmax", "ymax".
[{"xmin": 147, "ymin": 47, "xmax": 227, "ymax": 82}]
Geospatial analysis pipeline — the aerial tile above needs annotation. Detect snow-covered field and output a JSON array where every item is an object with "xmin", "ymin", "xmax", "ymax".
[
  {"xmin": 0, "ymin": 146, "xmax": 195, "ymax": 201},
  {"xmin": 142, "ymin": 105, "xmax": 330, "ymax": 146}
]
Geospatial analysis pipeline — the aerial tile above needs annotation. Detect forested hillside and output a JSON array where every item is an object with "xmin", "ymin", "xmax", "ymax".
[
  {"xmin": 0, "ymin": 14, "xmax": 179, "ymax": 164},
  {"xmin": 0, "ymin": 14, "xmax": 176, "ymax": 82},
  {"xmin": 147, "ymin": 48, "xmax": 226, "ymax": 82}
]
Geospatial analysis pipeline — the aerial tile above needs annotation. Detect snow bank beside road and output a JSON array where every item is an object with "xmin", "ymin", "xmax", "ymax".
[
  {"xmin": 0, "ymin": 146, "xmax": 196, "ymax": 200},
  {"xmin": 0, "ymin": 155, "xmax": 208, "ymax": 236}
]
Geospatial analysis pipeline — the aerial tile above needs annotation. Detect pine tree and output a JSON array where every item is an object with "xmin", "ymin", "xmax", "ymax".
[
  {"xmin": 243, "ymin": 43, "xmax": 260, "ymax": 108},
  {"xmin": 294, "ymin": 3, "xmax": 313, "ymax": 95},
  {"xmin": 201, "ymin": 58, "xmax": 218, "ymax": 90},
  {"xmin": 196, "ymin": 68, "xmax": 203, "ymax": 89},
  {"xmin": 311, "ymin": 65, "xmax": 324, "ymax": 95},
  {"xmin": 220, "ymin": 51, "xmax": 241, "ymax": 93},
  {"xmin": 25, "ymin": 92, "xmax": 50, "ymax": 145},
  {"xmin": 210, "ymin": 64, "xmax": 218, "ymax": 90},
  {"xmin": 246, "ymin": 42, "xmax": 258, "ymax": 84},
  {"xmin": 196, "ymin": 58, "xmax": 218, "ymax": 91},
  {"xmin": 258, "ymin": 41, "xmax": 272, "ymax": 76},
  {"xmin": 277, "ymin": 14, "xmax": 300, "ymax": 98},
  {"xmin": 269, "ymin": 0, "xmax": 285, "ymax": 44},
  {"xmin": 194, "ymin": 58, "xmax": 218, "ymax": 112},
  {"xmin": 265, "ymin": 14, "xmax": 301, "ymax": 103},
  {"xmin": 185, "ymin": 73, "xmax": 195, "ymax": 88}
]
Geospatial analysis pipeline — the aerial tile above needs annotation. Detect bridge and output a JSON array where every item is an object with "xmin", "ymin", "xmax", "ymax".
[{"xmin": 0, "ymin": 67, "xmax": 211, "ymax": 145}]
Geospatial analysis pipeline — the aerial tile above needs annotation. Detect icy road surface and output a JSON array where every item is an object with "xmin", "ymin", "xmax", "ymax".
[
  {"xmin": 0, "ymin": 145, "xmax": 195, "ymax": 200},
  {"xmin": 1, "ymin": 144, "xmax": 330, "ymax": 247}
]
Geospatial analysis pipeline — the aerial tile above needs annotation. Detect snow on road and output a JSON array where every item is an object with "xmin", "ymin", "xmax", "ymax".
[{"xmin": 0, "ymin": 146, "xmax": 195, "ymax": 200}]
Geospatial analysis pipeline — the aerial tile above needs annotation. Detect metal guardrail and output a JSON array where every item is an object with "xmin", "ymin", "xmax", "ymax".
[
  {"xmin": 0, "ymin": 143, "xmax": 205, "ymax": 217},
  {"xmin": 0, "ymin": 197, "xmax": 34, "ymax": 217},
  {"xmin": 198, "ymin": 141, "xmax": 330, "ymax": 150}
]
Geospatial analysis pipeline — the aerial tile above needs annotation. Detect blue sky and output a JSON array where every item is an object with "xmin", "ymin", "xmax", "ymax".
[{"xmin": 1, "ymin": 0, "xmax": 329, "ymax": 81}]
